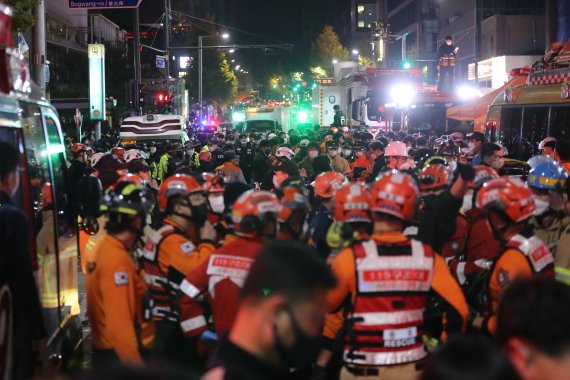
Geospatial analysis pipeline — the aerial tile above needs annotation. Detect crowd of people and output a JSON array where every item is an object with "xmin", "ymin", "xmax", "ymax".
[{"xmin": 4, "ymin": 121, "xmax": 570, "ymax": 379}]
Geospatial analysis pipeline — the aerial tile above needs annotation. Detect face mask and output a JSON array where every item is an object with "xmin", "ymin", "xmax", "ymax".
[
  {"xmin": 264, "ymin": 148, "xmax": 272, "ymax": 155},
  {"xmin": 190, "ymin": 204, "xmax": 209, "ymax": 226},
  {"xmin": 491, "ymin": 159, "xmax": 503, "ymax": 170},
  {"xmin": 150, "ymin": 147, "xmax": 157, "ymax": 154},
  {"xmin": 341, "ymin": 127, "xmax": 349, "ymax": 132},
  {"xmin": 328, "ymin": 150, "xmax": 338, "ymax": 157},
  {"xmin": 186, "ymin": 149, "xmax": 195, "ymax": 156},
  {"xmin": 240, "ymin": 139, "xmax": 247, "ymax": 144},
  {"xmin": 468, "ymin": 142, "xmax": 476, "ymax": 150},
  {"xmin": 533, "ymin": 195, "xmax": 550, "ymax": 216},
  {"xmin": 398, "ymin": 162, "xmax": 410, "ymax": 171},
  {"xmin": 208, "ymin": 194, "xmax": 225, "ymax": 214},
  {"xmin": 355, "ymin": 151, "xmax": 364, "ymax": 157},
  {"xmin": 550, "ymin": 192, "xmax": 565, "ymax": 211},
  {"xmin": 343, "ymin": 150, "xmax": 352, "ymax": 156},
  {"xmin": 462, "ymin": 193, "xmax": 474, "ymax": 212},
  {"xmin": 274, "ymin": 307, "xmax": 321, "ymax": 369},
  {"xmin": 283, "ymin": 138, "xmax": 289, "ymax": 144},
  {"xmin": 308, "ymin": 151, "xmax": 318, "ymax": 159},
  {"xmin": 448, "ymin": 160, "xmax": 457, "ymax": 172}
]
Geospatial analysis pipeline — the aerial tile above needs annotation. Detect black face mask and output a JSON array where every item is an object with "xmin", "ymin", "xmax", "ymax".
[
  {"xmin": 190, "ymin": 204, "xmax": 209, "ymax": 227},
  {"xmin": 274, "ymin": 306, "xmax": 321, "ymax": 369},
  {"xmin": 263, "ymin": 148, "xmax": 272, "ymax": 156}
]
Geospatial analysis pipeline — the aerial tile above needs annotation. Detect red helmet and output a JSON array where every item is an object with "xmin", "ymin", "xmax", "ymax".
[
  {"xmin": 158, "ymin": 174, "xmax": 204, "ymax": 212},
  {"xmin": 276, "ymin": 178, "xmax": 310, "ymax": 223},
  {"xmin": 112, "ymin": 146, "xmax": 126, "ymax": 160},
  {"xmin": 334, "ymin": 182, "xmax": 372, "ymax": 223},
  {"xmin": 370, "ymin": 170, "xmax": 419, "ymax": 220},
  {"xmin": 202, "ymin": 172, "xmax": 224, "ymax": 194},
  {"xmin": 313, "ymin": 172, "xmax": 347, "ymax": 198},
  {"xmin": 199, "ymin": 151, "xmax": 212, "ymax": 162},
  {"xmin": 232, "ymin": 190, "xmax": 279, "ymax": 238},
  {"xmin": 113, "ymin": 173, "xmax": 146, "ymax": 188},
  {"xmin": 470, "ymin": 166, "xmax": 499, "ymax": 190},
  {"xmin": 476, "ymin": 178, "xmax": 535, "ymax": 223},
  {"xmin": 71, "ymin": 143, "xmax": 86, "ymax": 154},
  {"xmin": 419, "ymin": 164, "xmax": 452, "ymax": 191}
]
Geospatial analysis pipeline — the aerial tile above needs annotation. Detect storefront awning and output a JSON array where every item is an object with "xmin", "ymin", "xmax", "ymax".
[{"xmin": 446, "ymin": 76, "xmax": 527, "ymax": 131}]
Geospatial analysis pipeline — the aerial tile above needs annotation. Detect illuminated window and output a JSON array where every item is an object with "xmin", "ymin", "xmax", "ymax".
[{"xmin": 358, "ymin": 5, "xmax": 364, "ymax": 12}]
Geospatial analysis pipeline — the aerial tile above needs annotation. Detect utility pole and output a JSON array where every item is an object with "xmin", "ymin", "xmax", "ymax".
[
  {"xmin": 31, "ymin": 0, "xmax": 46, "ymax": 96},
  {"xmin": 474, "ymin": 0, "xmax": 480, "ymax": 86},
  {"xmin": 198, "ymin": 36, "xmax": 203, "ymax": 119},
  {"xmin": 133, "ymin": 8, "xmax": 141, "ymax": 114},
  {"xmin": 164, "ymin": 0, "xmax": 170, "ymax": 81}
]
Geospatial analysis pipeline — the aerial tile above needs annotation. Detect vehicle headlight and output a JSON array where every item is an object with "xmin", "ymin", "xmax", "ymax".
[
  {"xmin": 390, "ymin": 85, "xmax": 415, "ymax": 106},
  {"xmin": 297, "ymin": 110, "xmax": 308, "ymax": 123}
]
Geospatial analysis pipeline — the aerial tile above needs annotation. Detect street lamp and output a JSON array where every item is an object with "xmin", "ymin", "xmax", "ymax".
[
  {"xmin": 352, "ymin": 49, "xmax": 359, "ymax": 56},
  {"xmin": 332, "ymin": 59, "xmax": 338, "ymax": 64},
  {"xmin": 199, "ymin": 33, "xmax": 230, "ymax": 118},
  {"xmin": 235, "ymin": 65, "xmax": 241, "ymax": 70}
]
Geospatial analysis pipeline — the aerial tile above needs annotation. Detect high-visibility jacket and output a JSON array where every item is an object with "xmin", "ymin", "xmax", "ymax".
[
  {"xmin": 86, "ymin": 234, "xmax": 147, "ymax": 365},
  {"xmin": 484, "ymin": 234, "xmax": 554, "ymax": 333},
  {"xmin": 140, "ymin": 219, "xmax": 215, "ymax": 322},
  {"xmin": 178, "ymin": 237, "xmax": 264, "ymax": 338},
  {"xmin": 555, "ymin": 224, "xmax": 570, "ymax": 285},
  {"xmin": 324, "ymin": 232, "xmax": 468, "ymax": 367},
  {"xmin": 157, "ymin": 153, "xmax": 171, "ymax": 183}
]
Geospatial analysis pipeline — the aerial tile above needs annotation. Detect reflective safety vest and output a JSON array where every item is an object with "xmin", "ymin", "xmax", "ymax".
[
  {"xmin": 345, "ymin": 239, "xmax": 434, "ymax": 366},
  {"xmin": 140, "ymin": 225, "xmax": 191, "ymax": 322},
  {"xmin": 503, "ymin": 234, "xmax": 554, "ymax": 276}
]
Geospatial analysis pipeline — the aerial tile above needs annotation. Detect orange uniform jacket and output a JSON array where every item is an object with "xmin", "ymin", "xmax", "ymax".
[
  {"xmin": 353, "ymin": 155, "xmax": 369, "ymax": 169},
  {"xmin": 484, "ymin": 242, "xmax": 554, "ymax": 334},
  {"xmin": 157, "ymin": 219, "xmax": 216, "ymax": 279},
  {"xmin": 178, "ymin": 237, "xmax": 264, "ymax": 338},
  {"xmin": 86, "ymin": 234, "xmax": 147, "ymax": 365},
  {"xmin": 324, "ymin": 231, "xmax": 469, "ymax": 343}
]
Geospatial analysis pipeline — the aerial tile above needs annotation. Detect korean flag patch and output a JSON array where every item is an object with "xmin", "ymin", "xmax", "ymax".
[
  {"xmin": 180, "ymin": 242, "xmax": 196, "ymax": 255},
  {"xmin": 114, "ymin": 271, "xmax": 129, "ymax": 286}
]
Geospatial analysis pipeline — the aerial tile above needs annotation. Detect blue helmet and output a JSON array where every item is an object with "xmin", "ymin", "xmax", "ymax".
[{"xmin": 527, "ymin": 157, "xmax": 568, "ymax": 191}]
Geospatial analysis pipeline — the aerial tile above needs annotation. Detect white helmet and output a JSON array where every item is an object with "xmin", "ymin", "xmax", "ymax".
[
  {"xmin": 275, "ymin": 146, "xmax": 295, "ymax": 160},
  {"xmin": 125, "ymin": 149, "xmax": 143, "ymax": 163},
  {"xmin": 90, "ymin": 152, "xmax": 105, "ymax": 168},
  {"xmin": 385, "ymin": 141, "xmax": 409, "ymax": 157},
  {"xmin": 538, "ymin": 137, "xmax": 557, "ymax": 150}
]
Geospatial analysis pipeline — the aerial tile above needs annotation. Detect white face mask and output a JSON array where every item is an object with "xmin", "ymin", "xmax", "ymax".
[
  {"xmin": 533, "ymin": 195, "xmax": 550, "ymax": 216},
  {"xmin": 240, "ymin": 139, "xmax": 247, "ymax": 144},
  {"xmin": 462, "ymin": 193, "xmax": 474, "ymax": 212},
  {"xmin": 343, "ymin": 150, "xmax": 352, "ymax": 156},
  {"xmin": 150, "ymin": 147, "xmax": 157, "ymax": 154},
  {"xmin": 208, "ymin": 194, "xmax": 225, "ymax": 214},
  {"xmin": 398, "ymin": 162, "xmax": 410, "ymax": 170},
  {"xmin": 355, "ymin": 151, "xmax": 364, "ymax": 157},
  {"xmin": 448, "ymin": 160, "xmax": 457, "ymax": 172},
  {"xmin": 308, "ymin": 151, "xmax": 318, "ymax": 159},
  {"xmin": 186, "ymin": 149, "xmax": 195, "ymax": 155},
  {"xmin": 328, "ymin": 150, "xmax": 338, "ymax": 157},
  {"xmin": 468, "ymin": 142, "xmax": 476, "ymax": 151}
]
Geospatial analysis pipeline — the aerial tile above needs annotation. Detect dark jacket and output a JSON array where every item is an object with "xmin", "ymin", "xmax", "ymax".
[
  {"xmin": 0, "ymin": 192, "xmax": 46, "ymax": 379},
  {"xmin": 251, "ymin": 151, "xmax": 269, "ymax": 184}
]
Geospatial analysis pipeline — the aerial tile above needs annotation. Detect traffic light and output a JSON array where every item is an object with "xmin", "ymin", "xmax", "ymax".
[
  {"xmin": 402, "ymin": 61, "xmax": 411, "ymax": 70},
  {"xmin": 157, "ymin": 93, "xmax": 165, "ymax": 102}
]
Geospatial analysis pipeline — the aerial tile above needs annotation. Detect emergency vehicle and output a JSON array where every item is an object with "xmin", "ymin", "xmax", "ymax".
[
  {"xmin": 312, "ymin": 63, "xmax": 455, "ymax": 133},
  {"xmin": 119, "ymin": 114, "xmax": 189, "ymax": 145},
  {"xmin": 243, "ymin": 106, "xmax": 279, "ymax": 135},
  {"xmin": 485, "ymin": 42, "xmax": 570, "ymax": 160},
  {"xmin": 0, "ymin": 4, "xmax": 95, "ymax": 371}
]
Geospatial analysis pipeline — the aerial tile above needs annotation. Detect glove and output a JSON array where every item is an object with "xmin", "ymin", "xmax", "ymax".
[{"xmin": 456, "ymin": 162, "xmax": 475, "ymax": 182}]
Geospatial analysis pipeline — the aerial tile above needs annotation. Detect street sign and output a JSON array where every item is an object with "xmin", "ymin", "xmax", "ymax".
[
  {"xmin": 69, "ymin": 0, "xmax": 142, "ymax": 9},
  {"xmin": 88, "ymin": 44, "xmax": 106, "ymax": 121},
  {"xmin": 155, "ymin": 56, "xmax": 166, "ymax": 69}
]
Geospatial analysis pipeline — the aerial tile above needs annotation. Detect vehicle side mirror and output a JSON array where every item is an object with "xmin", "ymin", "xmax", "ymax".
[{"xmin": 78, "ymin": 176, "xmax": 103, "ymax": 219}]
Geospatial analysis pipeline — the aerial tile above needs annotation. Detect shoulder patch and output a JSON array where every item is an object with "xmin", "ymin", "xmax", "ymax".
[
  {"xmin": 497, "ymin": 269, "xmax": 510, "ymax": 288},
  {"xmin": 114, "ymin": 271, "xmax": 129, "ymax": 286},
  {"xmin": 180, "ymin": 241, "xmax": 196, "ymax": 254}
]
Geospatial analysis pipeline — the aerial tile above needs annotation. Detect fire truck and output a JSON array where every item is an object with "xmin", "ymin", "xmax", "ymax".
[
  {"xmin": 485, "ymin": 42, "xmax": 570, "ymax": 160},
  {"xmin": 312, "ymin": 62, "xmax": 455, "ymax": 133},
  {"xmin": 0, "ymin": 5, "xmax": 97, "ymax": 374}
]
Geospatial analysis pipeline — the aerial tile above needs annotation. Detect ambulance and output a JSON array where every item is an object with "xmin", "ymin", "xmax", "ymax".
[
  {"xmin": 119, "ymin": 113, "xmax": 189, "ymax": 145},
  {"xmin": 485, "ymin": 42, "xmax": 570, "ymax": 160},
  {"xmin": 0, "ymin": 4, "xmax": 97, "ymax": 373}
]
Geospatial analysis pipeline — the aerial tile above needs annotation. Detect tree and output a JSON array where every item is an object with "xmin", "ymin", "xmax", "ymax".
[
  {"xmin": 311, "ymin": 26, "xmax": 350, "ymax": 69},
  {"xmin": 6, "ymin": 0, "xmax": 38, "ymax": 32},
  {"xmin": 310, "ymin": 66, "xmax": 328, "ymax": 79},
  {"xmin": 358, "ymin": 55, "xmax": 375, "ymax": 69}
]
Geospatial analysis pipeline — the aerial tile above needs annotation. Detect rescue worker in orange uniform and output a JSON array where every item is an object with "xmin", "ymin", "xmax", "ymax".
[
  {"xmin": 320, "ymin": 170, "xmax": 469, "ymax": 380},
  {"xmin": 178, "ymin": 190, "xmax": 279, "ymax": 340},
  {"xmin": 472, "ymin": 178, "xmax": 555, "ymax": 335},
  {"xmin": 275, "ymin": 177, "xmax": 311, "ymax": 241},
  {"xmin": 86, "ymin": 179, "xmax": 152, "ymax": 368},
  {"xmin": 140, "ymin": 174, "xmax": 216, "ymax": 365}
]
